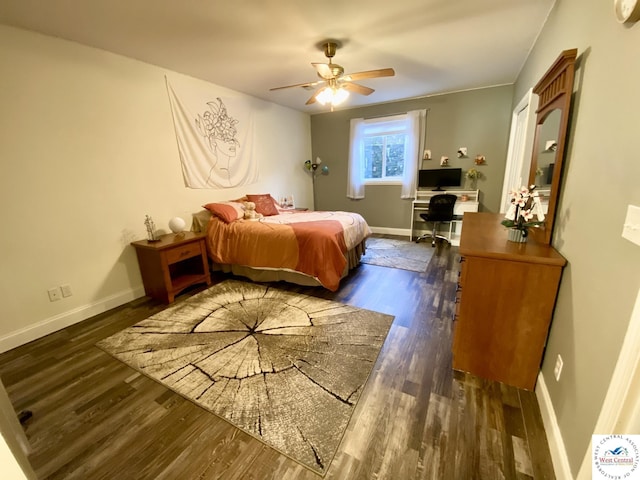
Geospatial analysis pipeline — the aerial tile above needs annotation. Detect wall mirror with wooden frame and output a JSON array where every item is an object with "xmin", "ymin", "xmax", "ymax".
[{"xmin": 527, "ymin": 49, "xmax": 577, "ymax": 245}]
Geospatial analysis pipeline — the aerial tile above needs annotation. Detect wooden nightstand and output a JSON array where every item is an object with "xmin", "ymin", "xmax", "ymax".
[{"xmin": 131, "ymin": 232, "xmax": 211, "ymax": 303}]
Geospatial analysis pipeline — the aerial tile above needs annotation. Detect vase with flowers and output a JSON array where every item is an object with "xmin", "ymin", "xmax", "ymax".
[
  {"xmin": 465, "ymin": 168, "xmax": 481, "ymax": 189},
  {"xmin": 501, "ymin": 184, "xmax": 545, "ymax": 242}
]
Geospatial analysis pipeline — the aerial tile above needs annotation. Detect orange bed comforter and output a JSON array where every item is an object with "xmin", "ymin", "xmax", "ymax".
[{"xmin": 205, "ymin": 211, "xmax": 371, "ymax": 291}]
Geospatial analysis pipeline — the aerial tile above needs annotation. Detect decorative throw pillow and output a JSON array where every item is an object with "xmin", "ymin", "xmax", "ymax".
[
  {"xmin": 246, "ymin": 194, "xmax": 279, "ymax": 216},
  {"xmin": 203, "ymin": 202, "xmax": 245, "ymax": 223}
]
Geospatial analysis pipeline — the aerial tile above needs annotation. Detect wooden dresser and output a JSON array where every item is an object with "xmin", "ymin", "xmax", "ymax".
[{"xmin": 453, "ymin": 212, "xmax": 567, "ymax": 390}]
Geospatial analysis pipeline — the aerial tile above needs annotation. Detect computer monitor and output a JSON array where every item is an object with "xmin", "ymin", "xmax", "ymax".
[
  {"xmin": 418, "ymin": 168, "xmax": 462, "ymax": 191},
  {"xmin": 546, "ymin": 163, "xmax": 555, "ymax": 185}
]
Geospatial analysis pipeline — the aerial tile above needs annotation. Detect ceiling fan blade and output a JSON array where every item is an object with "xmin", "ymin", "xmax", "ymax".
[
  {"xmin": 341, "ymin": 82, "xmax": 375, "ymax": 96},
  {"xmin": 312, "ymin": 62, "xmax": 334, "ymax": 79},
  {"xmin": 305, "ymin": 92, "xmax": 318, "ymax": 105},
  {"xmin": 270, "ymin": 79, "xmax": 326, "ymax": 91},
  {"xmin": 343, "ymin": 68, "xmax": 395, "ymax": 82}
]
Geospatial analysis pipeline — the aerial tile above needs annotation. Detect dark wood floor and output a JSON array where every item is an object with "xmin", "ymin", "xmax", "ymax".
[{"xmin": 0, "ymin": 243, "xmax": 555, "ymax": 479}]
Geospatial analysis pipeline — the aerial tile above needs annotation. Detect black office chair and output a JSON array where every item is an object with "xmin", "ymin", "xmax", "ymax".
[{"xmin": 416, "ymin": 194, "xmax": 457, "ymax": 247}]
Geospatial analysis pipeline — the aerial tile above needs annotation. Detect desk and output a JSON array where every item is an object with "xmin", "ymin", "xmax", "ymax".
[
  {"xmin": 410, "ymin": 189, "xmax": 479, "ymax": 245},
  {"xmin": 452, "ymin": 213, "xmax": 567, "ymax": 390}
]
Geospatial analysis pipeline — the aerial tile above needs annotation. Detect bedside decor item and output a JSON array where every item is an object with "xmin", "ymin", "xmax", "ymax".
[
  {"xmin": 501, "ymin": 185, "xmax": 545, "ymax": 241},
  {"xmin": 615, "ymin": 0, "xmax": 640, "ymax": 23},
  {"xmin": 278, "ymin": 194, "xmax": 295, "ymax": 208},
  {"xmin": 457, "ymin": 147, "xmax": 468, "ymax": 158},
  {"xmin": 440, "ymin": 156, "xmax": 449, "ymax": 166},
  {"xmin": 144, "ymin": 215, "xmax": 159, "ymax": 242},
  {"xmin": 168, "ymin": 216, "xmax": 186, "ymax": 234},
  {"xmin": 474, "ymin": 154, "xmax": 486, "ymax": 165},
  {"xmin": 98, "ymin": 279, "xmax": 394, "ymax": 475}
]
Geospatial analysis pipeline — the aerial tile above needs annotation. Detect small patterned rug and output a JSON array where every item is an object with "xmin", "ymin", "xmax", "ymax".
[
  {"xmin": 362, "ymin": 237, "xmax": 436, "ymax": 272},
  {"xmin": 97, "ymin": 280, "xmax": 394, "ymax": 475}
]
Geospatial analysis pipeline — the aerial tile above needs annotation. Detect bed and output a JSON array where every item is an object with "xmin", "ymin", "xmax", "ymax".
[{"xmin": 191, "ymin": 195, "xmax": 371, "ymax": 291}]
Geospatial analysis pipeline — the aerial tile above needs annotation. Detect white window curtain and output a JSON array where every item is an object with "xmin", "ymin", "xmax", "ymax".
[
  {"xmin": 401, "ymin": 109, "xmax": 426, "ymax": 199},
  {"xmin": 347, "ymin": 110, "xmax": 426, "ymax": 200},
  {"xmin": 347, "ymin": 117, "xmax": 366, "ymax": 199}
]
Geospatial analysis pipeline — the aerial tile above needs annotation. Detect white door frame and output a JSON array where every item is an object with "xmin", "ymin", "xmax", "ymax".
[
  {"xmin": 576, "ymin": 286, "xmax": 640, "ymax": 479},
  {"xmin": 500, "ymin": 89, "xmax": 538, "ymax": 213}
]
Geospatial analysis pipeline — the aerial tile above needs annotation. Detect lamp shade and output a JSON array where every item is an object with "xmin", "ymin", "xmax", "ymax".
[{"xmin": 168, "ymin": 217, "xmax": 186, "ymax": 233}]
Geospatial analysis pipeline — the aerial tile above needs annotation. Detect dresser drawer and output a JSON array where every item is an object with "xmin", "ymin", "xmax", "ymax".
[
  {"xmin": 454, "ymin": 256, "xmax": 466, "ymax": 321},
  {"xmin": 165, "ymin": 241, "xmax": 202, "ymax": 264}
]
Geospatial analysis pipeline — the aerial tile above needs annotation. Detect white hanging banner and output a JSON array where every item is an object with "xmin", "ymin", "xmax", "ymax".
[{"xmin": 165, "ymin": 76, "xmax": 257, "ymax": 189}]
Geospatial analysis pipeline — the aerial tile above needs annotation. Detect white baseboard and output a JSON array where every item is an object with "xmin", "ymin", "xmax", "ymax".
[
  {"xmin": 0, "ymin": 287, "xmax": 145, "ymax": 354},
  {"xmin": 369, "ymin": 226, "xmax": 411, "ymax": 237},
  {"xmin": 536, "ymin": 372, "xmax": 574, "ymax": 479}
]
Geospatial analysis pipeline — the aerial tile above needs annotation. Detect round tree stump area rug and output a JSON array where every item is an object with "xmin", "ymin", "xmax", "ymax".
[{"xmin": 97, "ymin": 279, "xmax": 394, "ymax": 475}]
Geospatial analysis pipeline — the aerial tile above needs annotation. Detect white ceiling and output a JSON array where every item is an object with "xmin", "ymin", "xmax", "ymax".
[{"xmin": 0, "ymin": 0, "xmax": 555, "ymax": 114}]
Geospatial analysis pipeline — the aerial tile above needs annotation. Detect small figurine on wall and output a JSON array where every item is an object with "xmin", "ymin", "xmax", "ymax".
[
  {"xmin": 440, "ymin": 156, "xmax": 449, "ymax": 166},
  {"xmin": 474, "ymin": 155, "xmax": 486, "ymax": 165},
  {"xmin": 457, "ymin": 147, "xmax": 468, "ymax": 158},
  {"xmin": 423, "ymin": 149, "xmax": 432, "ymax": 160}
]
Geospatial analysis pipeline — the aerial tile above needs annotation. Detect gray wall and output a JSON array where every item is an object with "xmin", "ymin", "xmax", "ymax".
[
  {"xmin": 310, "ymin": 86, "xmax": 513, "ymax": 230},
  {"xmin": 514, "ymin": 0, "xmax": 640, "ymax": 475}
]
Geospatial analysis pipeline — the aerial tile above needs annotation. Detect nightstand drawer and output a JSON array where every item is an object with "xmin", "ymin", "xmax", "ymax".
[{"xmin": 165, "ymin": 241, "xmax": 202, "ymax": 264}]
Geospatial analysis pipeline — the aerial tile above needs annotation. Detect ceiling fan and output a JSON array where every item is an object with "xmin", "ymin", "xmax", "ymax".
[{"xmin": 269, "ymin": 40, "xmax": 395, "ymax": 109}]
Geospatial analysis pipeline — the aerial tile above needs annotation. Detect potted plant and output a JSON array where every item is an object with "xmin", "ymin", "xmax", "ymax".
[
  {"xmin": 465, "ymin": 168, "xmax": 481, "ymax": 189},
  {"xmin": 501, "ymin": 185, "xmax": 546, "ymax": 242}
]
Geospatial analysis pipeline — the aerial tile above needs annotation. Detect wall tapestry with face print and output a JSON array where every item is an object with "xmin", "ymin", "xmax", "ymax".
[{"xmin": 165, "ymin": 76, "xmax": 257, "ymax": 189}]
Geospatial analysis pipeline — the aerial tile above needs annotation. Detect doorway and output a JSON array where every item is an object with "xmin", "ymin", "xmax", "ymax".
[{"xmin": 500, "ymin": 89, "xmax": 538, "ymax": 213}]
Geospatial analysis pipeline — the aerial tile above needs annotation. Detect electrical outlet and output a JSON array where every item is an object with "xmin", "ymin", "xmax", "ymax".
[
  {"xmin": 61, "ymin": 284, "xmax": 73, "ymax": 297},
  {"xmin": 553, "ymin": 354, "xmax": 564, "ymax": 381},
  {"xmin": 48, "ymin": 287, "xmax": 62, "ymax": 302}
]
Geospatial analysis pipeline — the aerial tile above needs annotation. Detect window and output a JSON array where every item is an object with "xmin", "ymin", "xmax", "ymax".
[
  {"xmin": 347, "ymin": 110, "xmax": 425, "ymax": 200},
  {"xmin": 361, "ymin": 116, "xmax": 410, "ymax": 184}
]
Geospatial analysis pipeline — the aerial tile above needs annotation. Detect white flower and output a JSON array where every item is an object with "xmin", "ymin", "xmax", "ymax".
[
  {"xmin": 502, "ymin": 184, "xmax": 545, "ymax": 229},
  {"xmin": 522, "ymin": 209, "xmax": 534, "ymax": 221}
]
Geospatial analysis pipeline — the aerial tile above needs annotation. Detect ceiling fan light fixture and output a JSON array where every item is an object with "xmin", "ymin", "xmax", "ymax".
[
  {"xmin": 333, "ymin": 87, "xmax": 349, "ymax": 105},
  {"xmin": 270, "ymin": 40, "xmax": 394, "ymax": 109},
  {"xmin": 316, "ymin": 86, "xmax": 349, "ymax": 107}
]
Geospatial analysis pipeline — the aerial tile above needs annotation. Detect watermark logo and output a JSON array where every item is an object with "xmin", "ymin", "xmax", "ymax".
[{"xmin": 593, "ymin": 435, "xmax": 639, "ymax": 479}]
